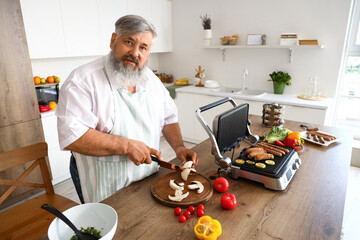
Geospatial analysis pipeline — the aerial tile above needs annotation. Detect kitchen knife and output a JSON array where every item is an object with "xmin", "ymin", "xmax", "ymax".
[{"xmin": 151, "ymin": 155, "xmax": 197, "ymax": 173}]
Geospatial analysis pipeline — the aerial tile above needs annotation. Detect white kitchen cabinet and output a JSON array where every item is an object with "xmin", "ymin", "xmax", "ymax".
[
  {"xmin": 98, "ymin": 0, "xmax": 128, "ymax": 54},
  {"xmin": 60, "ymin": 0, "xmax": 102, "ymax": 57},
  {"xmin": 174, "ymin": 92, "xmax": 328, "ymax": 143},
  {"xmin": 41, "ymin": 113, "xmax": 71, "ymax": 184},
  {"xmin": 151, "ymin": 0, "xmax": 173, "ymax": 52},
  {"xmin": 20, "ymin": 0, "xmax": 66, "ymax": 58},
  {"xmin": 21, "ymin": 0, "xmax": 173, "ymax": 58}
]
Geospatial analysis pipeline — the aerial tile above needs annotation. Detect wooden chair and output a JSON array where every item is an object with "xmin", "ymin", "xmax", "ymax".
[{"xmin": 0, "ymin": 142, "xmax": 78, "ymax": 240}]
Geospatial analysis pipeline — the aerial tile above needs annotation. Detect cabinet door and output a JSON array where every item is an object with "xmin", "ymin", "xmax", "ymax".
[
  {"xmin": 98, "ymin": 0, "xmax": 128, "ymax": 54},
  {"xmin": 127, "ymin": 0, "xmax": 152, "ymax": 22},
  {"xmin": 174, "ymin": 93, "xmax": 197, "ymax": 142},
  {"xmin": 20, "ymin": 0, "xmax": 66, "ymax": 58},
  {"xmin": 60, "ymin": 0, "xmax": 101, "ymax": 57},
  {"xmin": 151, "ymin": 0, "xmax": 173, "ymax": 52}
]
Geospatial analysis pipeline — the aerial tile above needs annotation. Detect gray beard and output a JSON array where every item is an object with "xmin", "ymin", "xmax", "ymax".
[{"xmin": 106, "ymin": 50, "xmax": 146, "ymax": 87}]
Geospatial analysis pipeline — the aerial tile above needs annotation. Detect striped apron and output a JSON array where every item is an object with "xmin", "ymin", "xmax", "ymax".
[{"xmin": 73, "ymin": 65, "xmax": 160, "ymax": 202}]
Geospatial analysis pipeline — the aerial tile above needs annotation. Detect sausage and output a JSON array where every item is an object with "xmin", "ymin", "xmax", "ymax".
[
  {"xmin": 254, "ymin": 144, "xmax": 283, "ymax": 157},
  {"xmin": 258, "ymin": 142, "xmax": 289, "ymax": 153},
  {"xmin": 254, "ymin": 153, "xmax": 275, "ymax": 161},
  {"xmin": 318, "ymin": 136, "xmax": 325, "ymax": 144}
]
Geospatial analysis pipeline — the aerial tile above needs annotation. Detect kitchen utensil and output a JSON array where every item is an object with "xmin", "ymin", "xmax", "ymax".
[
  {"xmin": 196, "ymin": 97, "xmax": 301, "ymax": 190},
  {"xmin": 47, "ymin": 203, "xmax": 117, "ymax": 240},
  {"xmin": 150, "ymin": 172, "xmax": 213, "ymax": 207},
  {"xmin": 300, "ymin": 124, "xmax": 319, "ymax": 131},
  {"xmin": 262, "ymin": 103, "xmax": 285, "ymax": 127},
  {"xmin": 41, "ymin": 204, "xmax": 98, "ymax": 240},
  {"xmin": 151, "ymin": 155, "xmax": 196, "ymax": 173}
]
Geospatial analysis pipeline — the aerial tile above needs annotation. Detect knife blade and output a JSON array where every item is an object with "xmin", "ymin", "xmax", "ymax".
[{"xmin": 151, "ymin": 155, "xmax": 186, "ymax": 172}]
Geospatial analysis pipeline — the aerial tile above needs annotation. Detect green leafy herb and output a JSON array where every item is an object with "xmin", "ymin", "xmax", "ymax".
[
  {"xmin": 262, "ymin": 126, "xmax": 289, "ymax": 144},
  {"xmin": 268, "ymin": 71, "xmax": 291, "ymax": 86},
  {"xmin": 70, "ymin": 227, "xmax": 102, "ymax": 240}
]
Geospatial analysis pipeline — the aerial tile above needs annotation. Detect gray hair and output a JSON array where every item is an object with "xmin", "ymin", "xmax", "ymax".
[{"xmin": 115, "ymin": 15, "xmax": 157, "ymax": 38}]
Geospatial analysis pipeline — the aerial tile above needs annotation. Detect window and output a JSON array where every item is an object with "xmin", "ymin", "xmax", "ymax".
[{"xmin": 335, "ymin": 0, "xmax": 360, "ymax": 139}]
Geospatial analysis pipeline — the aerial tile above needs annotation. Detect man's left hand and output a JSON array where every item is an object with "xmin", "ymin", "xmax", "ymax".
[{"xmin": 175, "ymin": 146, "xmax": 199, "ymax": 168}]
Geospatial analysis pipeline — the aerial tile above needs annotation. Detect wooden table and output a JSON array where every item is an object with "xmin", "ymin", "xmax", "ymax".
[{"xmin": 99, "ymin": 116, "xmax": 353, "ymax": 240}]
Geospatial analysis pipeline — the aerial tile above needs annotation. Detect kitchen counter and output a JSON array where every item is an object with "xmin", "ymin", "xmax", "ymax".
[
  {"xmin": 94, "ymin": 116, "xmax": 351, "ymax": 240},
  {"xmin": 176, "ymin": 85, "xmax": 333, "ymax": 110}
]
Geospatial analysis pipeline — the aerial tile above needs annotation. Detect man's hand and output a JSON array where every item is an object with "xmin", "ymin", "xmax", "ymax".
[
  {"xmin": 127, "ymin": 139, "xmax": 162, "ymax": 166},
  {"xmin": 175, "ymin": 146, "xmax": 199, "ymax": 168}
]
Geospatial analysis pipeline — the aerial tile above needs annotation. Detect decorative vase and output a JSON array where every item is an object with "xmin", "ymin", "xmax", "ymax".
[
  {"xmin": 204, "ymin": 29, "xmax": 212, "ymax": 46},
  {"xmin": 273, "ymin": 83, "xmax": 286, "ymax": 94}
]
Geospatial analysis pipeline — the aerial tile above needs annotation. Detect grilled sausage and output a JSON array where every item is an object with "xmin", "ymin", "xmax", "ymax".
[
  {"xmin": 248, "ymin": 150, "xmax": 266, "ymax": 159},
  {"xmin": 254, "ymin": 144, "xmax": 283, "ymax": 157},
  {"xmin": 258, "ymin": 142, "xmax": 289, "ymax": 153}
]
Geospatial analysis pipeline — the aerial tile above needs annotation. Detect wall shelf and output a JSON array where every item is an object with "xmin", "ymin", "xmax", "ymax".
[{"xmin": 204, "ymin": 45, "xmax": 325, "ymax": 62}]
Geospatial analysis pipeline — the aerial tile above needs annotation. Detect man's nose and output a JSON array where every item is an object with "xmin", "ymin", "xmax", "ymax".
[{"xmin": 129, "ymin": 46, "xmax": 140, "ymax": 58}]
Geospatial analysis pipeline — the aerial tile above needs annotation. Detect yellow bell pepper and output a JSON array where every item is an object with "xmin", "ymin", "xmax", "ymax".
[
  {"xmin": 194, "ymin": 216, "xmax": 222, "ymax": 240},
  {"xmin": 286, "ymin": 132, "xmax": 302, "ymax": 142}
]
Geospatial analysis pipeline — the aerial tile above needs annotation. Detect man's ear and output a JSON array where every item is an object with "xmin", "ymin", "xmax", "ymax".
[{"xmin": 110, "ymin": 33, "xmax": 117, "ymax": 49}]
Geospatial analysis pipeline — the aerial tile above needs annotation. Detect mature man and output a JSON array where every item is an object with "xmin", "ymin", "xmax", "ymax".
[{"xmin": 56, "ymin": 15, "xmax": 198, "ymax": 203}]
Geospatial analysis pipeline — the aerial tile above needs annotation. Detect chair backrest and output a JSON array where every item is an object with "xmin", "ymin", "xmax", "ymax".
[{"xmin": 0, "ymin": 142, "xmax": 54, "ymax": 205}]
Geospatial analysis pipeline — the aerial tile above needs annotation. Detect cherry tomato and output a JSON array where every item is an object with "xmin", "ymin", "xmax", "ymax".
[
  {"xmin": 179, "ymin": 215, "xmax": 187, "ymax": 222},
  {"xmin": 188, "ymin": 206, "xmax": 195, "ymax": 214},
  {"xmin": 196, "ymin": 209, "xmax": 205, "ymax": 217},
  {"xmin": 220, "ymin": 193, "xmax": 237, "ymax": 210},
  {"xmin": 214, "ymin": 177, "xmax": 229, "ymax": 193},
  {"xmin": 197, "ymin": 204, "xmax": 205, "ymax": 210},
  {"xmin": 174, "ymin": 207, "xmax": 182, "ymax": 216},
  {"xmin": 184, "ymin": 210, "xmax": 191, "ymax": 218}
]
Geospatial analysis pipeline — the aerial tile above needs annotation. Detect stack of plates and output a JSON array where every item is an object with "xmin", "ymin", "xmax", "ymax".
[{"xmin": 204, "ymin": 80, "xmax": 220, "ymax": 88}]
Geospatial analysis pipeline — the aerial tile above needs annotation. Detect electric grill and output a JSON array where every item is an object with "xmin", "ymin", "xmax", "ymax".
[{"xmin": 196, "ymin": 97, "xmax": 301, "ymax": 190}]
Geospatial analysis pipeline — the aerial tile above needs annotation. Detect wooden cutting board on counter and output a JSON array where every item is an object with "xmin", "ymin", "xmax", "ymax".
[{"xmin": 150, "ymin": 172, "xmax": 213, "ymax": 208}]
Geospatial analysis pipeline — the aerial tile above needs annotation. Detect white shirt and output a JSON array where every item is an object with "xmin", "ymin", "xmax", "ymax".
[{"xmin": 56, "ymin": 56, "xmax": 178, "ymax": 150}]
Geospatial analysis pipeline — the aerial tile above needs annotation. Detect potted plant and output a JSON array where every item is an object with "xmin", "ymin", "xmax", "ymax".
[
  {"xmin": 200, "ymin": 14, "xmax": 212, "ymax": 46},
  {"xmin": 268, "ymin": 71, "xmax": 291, "ymax": 94}
]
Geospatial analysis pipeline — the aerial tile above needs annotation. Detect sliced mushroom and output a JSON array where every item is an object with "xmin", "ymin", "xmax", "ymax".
[
  {"xmin": 168, "ymin": 190, "xmax": 189, "ymax": 202},
  {"xmin": 183, "ymin": 161, "xmax": 193, "ymax": 169},
  {"xmin": 181, "ymin": 168, "xmax": 191, "ymax": 181},
  {"xmin": 169, "ymin": 179, "xmax": 184, "ymax": 191},
  {"xmin": 181, "ymin": 161, "xmax": 194, "ymax": 181},
  {"xmin": 187, "ymin": 181, "xmax": 204, "ymax": 194}
]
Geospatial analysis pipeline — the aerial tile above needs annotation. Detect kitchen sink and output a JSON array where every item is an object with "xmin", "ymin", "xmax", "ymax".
[{"xmin": 211, "ymin": 87, "xmax": 266, "ymax": 97}]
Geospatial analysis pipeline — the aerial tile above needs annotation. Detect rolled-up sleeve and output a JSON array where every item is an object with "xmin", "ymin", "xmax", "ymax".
[{"xmin": 56, "ymin": 74, "xmax": 99, "ymax": 150}]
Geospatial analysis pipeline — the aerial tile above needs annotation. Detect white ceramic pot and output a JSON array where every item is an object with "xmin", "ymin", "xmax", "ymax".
[{"xmin": 204, "ymin": 29, "xmax": 212, "ymax": 39}]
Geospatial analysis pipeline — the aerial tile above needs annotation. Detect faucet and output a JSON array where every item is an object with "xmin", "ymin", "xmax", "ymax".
[{"xmin": 242, "ymin": 68, "xmax": 248, "ymax": 91}]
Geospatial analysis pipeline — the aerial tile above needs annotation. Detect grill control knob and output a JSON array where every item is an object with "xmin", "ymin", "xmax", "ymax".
[{"xmin": 292, "ymin": 158, "xmax": 301, "ymax": 170}]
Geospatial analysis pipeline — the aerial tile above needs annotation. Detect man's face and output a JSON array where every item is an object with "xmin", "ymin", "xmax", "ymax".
[{"xmin": 110, "ymin": 31, "xmax": 153, "ymax": 70}]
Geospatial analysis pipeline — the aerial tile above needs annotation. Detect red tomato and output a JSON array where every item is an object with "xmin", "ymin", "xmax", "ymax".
[
  {"xmin": 196, "ymin": 209, "xmax": 205, "ymax": 217},
  {"xmin": 179, "ymin": 215, "xmax": 186, "ymax": 222},
  {"xmin": 174, "ymin": 207, "xmax": 182, "ymax": 216},
  {"xmin": 197, "ymin": 204, "xmax": 205, "ymax": 210},
  {"xmin": 221, "ymin": 193, "xmax": 237, "ymax": 210},
  {"xmin": 184, "ymin": 210, "xmax": 191, "ymax": 218},
  {"xmin": 214, "ymin": 177, "xmax": 229, "ymax": 193},
  {"xmin": 188, "ymin": 206, "xmax": 195, "ymax": 214}
]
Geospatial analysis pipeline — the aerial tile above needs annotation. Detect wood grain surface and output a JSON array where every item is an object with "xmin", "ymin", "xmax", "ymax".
[
  {"xmin": 39, "ymin": 115, "xmax": 353, "ymax": 240},
  {"xmin": 151, "ymin": 172, "xmax": 213, "ymax": 207},
  {"xmin": 0, "ymin": 0, "xmax": 46, "ymax": 209},
  {"xmin": 98, "ymin": 116, "xmax": 352, "ymax": 240}
]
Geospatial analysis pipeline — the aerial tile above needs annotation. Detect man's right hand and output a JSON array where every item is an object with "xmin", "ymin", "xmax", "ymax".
[{"xmin": 126, "ymin": 139, "xmax": 162, "ymax": 166}]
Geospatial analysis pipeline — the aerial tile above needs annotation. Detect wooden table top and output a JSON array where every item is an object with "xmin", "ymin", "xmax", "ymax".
[{"xmin": 99, "ymin": 116, "xmax": 353, "ymax": 240}]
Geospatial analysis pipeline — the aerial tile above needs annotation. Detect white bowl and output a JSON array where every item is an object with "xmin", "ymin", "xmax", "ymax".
[
  {"xmin": 204, "ymin": 80, "xmax": 220, "ymax": 88},
  {"xmin": 48, "ymin": 203, "xmax": 118, "ymax": 240}
]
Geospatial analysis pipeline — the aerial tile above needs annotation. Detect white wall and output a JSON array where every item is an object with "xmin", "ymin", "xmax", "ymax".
[{"xmin": 158, "ymin": 0, "xmax": 352, "ymax": 97}]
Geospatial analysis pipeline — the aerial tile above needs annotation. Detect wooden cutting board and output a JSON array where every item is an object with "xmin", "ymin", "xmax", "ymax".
[{"xmin": 150, "ymin": 172, "xmax": 213, "ymax": 208}]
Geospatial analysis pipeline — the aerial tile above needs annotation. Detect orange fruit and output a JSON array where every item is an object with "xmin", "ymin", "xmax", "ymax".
[
  {"xmin": 46, "ymin": 76, "xmax": 55, "ymax": 83},
  {"xmin": 48, "ymin": 101, "xmax": 57, "ymax": 110},
  {"xmin": 34, "ymin": 76, "xmax": 40, "ymax": 85}
]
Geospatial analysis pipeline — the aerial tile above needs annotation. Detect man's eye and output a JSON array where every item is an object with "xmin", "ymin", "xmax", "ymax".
[
  {"xmin": 125, "ymin": 40, "xmax": 133, "ymax": 45},
  {"xmin": 140, "ymin": 46, "xmax": 147, "ymax": 51}
]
